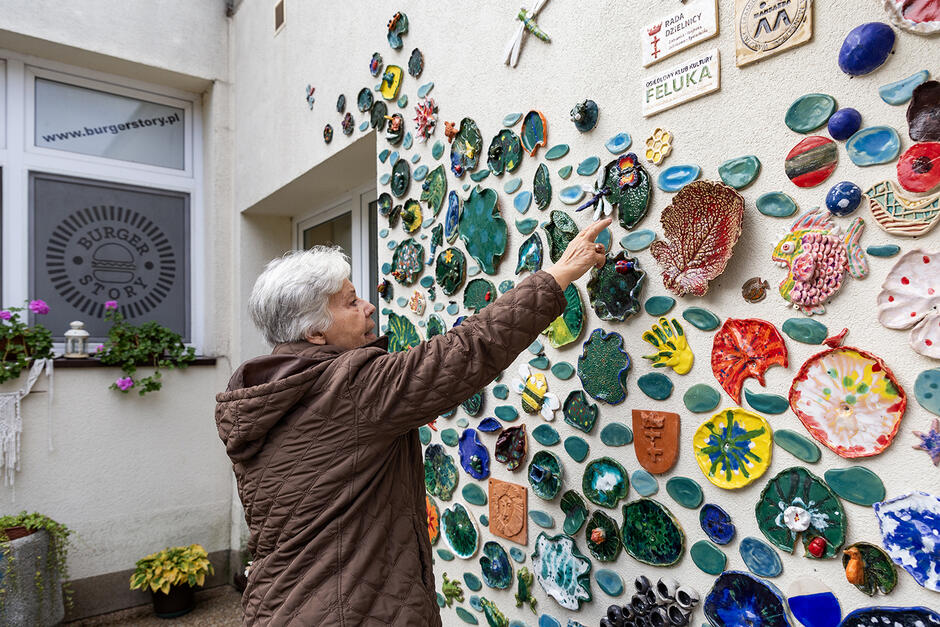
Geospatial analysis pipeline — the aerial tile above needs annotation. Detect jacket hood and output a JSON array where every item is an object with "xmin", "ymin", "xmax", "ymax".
[{"xmin": 215, "ymin": 337, "xmax": 388, "ymax": 461}]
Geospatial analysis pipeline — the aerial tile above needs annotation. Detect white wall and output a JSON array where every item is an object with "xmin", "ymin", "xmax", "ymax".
[{"xmin": 233, "ymin": 0, "xmax": 940, "ymax": 624}]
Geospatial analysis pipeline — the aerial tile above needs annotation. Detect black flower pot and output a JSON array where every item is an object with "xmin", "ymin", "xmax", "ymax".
[{"xmin": 152, "ymin": 584, "xmax": 195, "ymax": 619}]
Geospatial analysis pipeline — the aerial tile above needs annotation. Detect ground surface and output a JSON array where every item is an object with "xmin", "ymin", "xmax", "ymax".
[{"xmin": 65, "ymin": 586, "xmax": 243, "ymax": 626}]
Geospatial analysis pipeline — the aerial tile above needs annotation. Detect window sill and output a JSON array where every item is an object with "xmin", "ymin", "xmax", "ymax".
[{"xmin": 52, "ymin": 356, "xmax": 217, "ymax": 368}]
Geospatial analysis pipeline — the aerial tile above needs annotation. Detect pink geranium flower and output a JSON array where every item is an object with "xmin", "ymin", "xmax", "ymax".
[
  {"xmin": 0, "ymin": 311, "xmax": 10, "ymax": 321},
  {"xmin": 115, "ymin": 377, "xmax": 134, "ymax": 391},
  {"xmin": 28, "ymin": 300, "xmax": 49, "ymax": 315},
  {"xmin": 104, "ymin": 300, "xmax": 118, "ymax": 310}
]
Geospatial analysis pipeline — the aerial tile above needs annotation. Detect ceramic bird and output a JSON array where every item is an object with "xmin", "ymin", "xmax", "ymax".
[
  {"xmin": 771, "ymin": 209, "xmax": 868, "ymax": 315},
  {"xmin": 843, "ymin": 546, "xmax": 865, "ymax": 586}
]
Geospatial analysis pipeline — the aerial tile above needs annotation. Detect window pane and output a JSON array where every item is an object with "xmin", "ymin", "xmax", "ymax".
[
  {"xmin": 30, "ymin": 172, "xmax": 190, "ymax": 340},
  {"xmin": 302, "ymin": 212, "xmax": 352, "ymax": 257},
  {"xmin": 34, "ymin": 78, "xmax": 185, "ymax": 170},
  {"xmin": 367, "ymin": 199, "xmax": 378, "ymax": 308}
]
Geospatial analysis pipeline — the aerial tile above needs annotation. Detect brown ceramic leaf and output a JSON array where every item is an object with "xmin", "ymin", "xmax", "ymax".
[{"xmin": 650, "ymin": 181, "xmax": 745, "ymax": 296}]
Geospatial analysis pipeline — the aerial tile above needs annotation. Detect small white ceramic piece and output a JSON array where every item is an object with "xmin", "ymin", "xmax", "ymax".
[
  {"xmin": 783, "ymin": 505, "xmax": 812, "ymax": 532},
  {"xmin": 877, "ymin": 249, "xmax": 940, "ymax": 359}
]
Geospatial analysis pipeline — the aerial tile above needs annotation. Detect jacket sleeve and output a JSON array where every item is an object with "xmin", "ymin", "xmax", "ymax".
[{"xmin": 348, "ymin": 270, "xmax": 567, "ymax": 437}]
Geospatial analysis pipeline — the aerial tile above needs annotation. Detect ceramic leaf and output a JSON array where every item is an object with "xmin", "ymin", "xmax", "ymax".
[
  {"xmin": 387, "ymin": 312, "xmax": 421, "ymax": 352},
  {"xmin": 711, "ymin": 318, "xmax": 788, "ymax": 404},
  {"xmin": 877, "ymin": 249, "xmax": 940, "ymax": 359},
  {"xmin": 420, "ymin": 165, "xmax": 447, "ymax": 216},
  {"xmin": 459, "ymin": 186, "xmax": 507, "ymax": 275},
  {"xmin": 533, "ymin": 163, "xmax": 552, "ymax": 211},
  {"xmin": 649, "ymin": 181, "xmax": 744, "ymax": 296}
]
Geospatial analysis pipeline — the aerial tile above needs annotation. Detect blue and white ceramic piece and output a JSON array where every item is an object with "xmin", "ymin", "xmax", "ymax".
[
  {"xmin": 879, "ymin": 70, "xmax": 930, "ymax": 105},
  {"xmin": 739, "ymin": 537, "xmax": 782, "ymax": 578},
  {"xmin": 503, "ymin": 112, "xmax": 523, "ymax": 127},
  {"xmin": 514, "ymin": 190, "xmax": 533, "ymax": 213},
  {"xmin": 559, "ymin": 185, "xmax": 586, "ymax": 205},
  {"xmin": 699, "ymin": 504, "xmax": 735, "ymax": 545},
  {"xmin": 704, "ymin": 571, "xmax": 791, "ymax": 627},
  {"xmin": 874, "ymin": 491, "xmax": 940, "ymax": 591},
  {"xmin": 825, "ymin": 181, "xmax": 862, "ymax": 216},
  {"xmin": 605, "ymin": 132, "xmax": 632, "ymax": 154},
  {"xmin": 414, "ymin": 164, "xmax": 429, "ymax": 181},
  {"xmin": 845, "ymin": 126, "xmax": 901, "ymax": 166},
  {"xmin": 841, "ymin": 607, "xmax": 940, "ymax": 627},
  {"xmin": 756, "ymin": 192, "xmax": 798, "ymax": 217},
  {"xmin": 620, "ymin": 229, "xmax": 656, "ymax": 252},
  {"xmin": 458, "ymin": 428, "xmax": 490, "ymax": 480},
  {"xmin": 631, "ymin": 469, "xmax": 658, "ymax": 497},
  {"xmin": 656, "ymin": 165, "xmax": 701, "ymax": 192},
  {"xmin": 827, "ymin": 108, "xmax": 862, "ymax": 141},
  {"xmin": 786, "ymin": 579, "xmax": 841, "ymax": 627},
  {"xmin": 838, "ymin": 22, "xmax": 896, "ymax": 76}
]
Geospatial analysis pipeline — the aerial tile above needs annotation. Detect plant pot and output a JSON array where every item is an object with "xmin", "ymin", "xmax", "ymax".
[
  {"xmin": 152, "ymin": 584, "xmax": 195, "ymax": 619},
  {"xmin": 2, "ymin": 526, "xmax": 34, "ymax": 541},
  {"xmin": 0, "ymin": 530, "xmax": 64, "ymax": 627}
]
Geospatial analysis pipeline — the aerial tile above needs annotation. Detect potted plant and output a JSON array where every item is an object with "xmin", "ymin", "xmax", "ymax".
[
  {"xmin": 129, "ymin": 544, "xmax": 214, "ymax": 618},
  {"xmin": 0, "ymin": 300, "xmax": 54, "ymax": 385},
  {"xmin": 0, "ymin": 511, "xmax": 72, "ymax": 626},
  {"xmin": 96, "ymin": 300, "xmax": 195, "ymax": 396}
]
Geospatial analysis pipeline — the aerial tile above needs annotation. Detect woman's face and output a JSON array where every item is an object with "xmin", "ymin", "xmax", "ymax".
[{"xmin": 312, "ymin": 279, "xmax": 377, "ymax": 350}]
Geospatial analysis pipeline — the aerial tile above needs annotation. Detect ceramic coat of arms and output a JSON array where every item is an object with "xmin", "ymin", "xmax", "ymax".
[
  {"xmin": 789, "ymin": 345, "xmax": 906, "ymax": 458},
  {"xmin": 771, "ymin": 208, "xmax": 868, "ymax": 315},
  {"xmin": 877, "ymin": 249, "xmax": 940, "ymax": 358},
  {"xmin": 649, "ymin": 180, "xmax": 744, "ymax": 296},
  {"xmin": 459, "ymin": 186, "xmax": 507, "ymax": 275}
]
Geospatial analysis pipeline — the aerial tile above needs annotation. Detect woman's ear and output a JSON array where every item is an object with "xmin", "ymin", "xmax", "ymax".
[{"xmin": 304, "ymin": 331, "xmax": 327, "ymax": 345}]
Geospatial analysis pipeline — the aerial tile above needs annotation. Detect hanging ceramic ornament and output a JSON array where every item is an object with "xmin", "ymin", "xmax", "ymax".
[
  {"xmin": 771, "ymin": 209, "xmax": 868, "ymax": 315},
  {"xmin": 449, "ymin": 118, "xmax": 483, "ymax": 177},
  {"xmin": 649, "ymin": 181, "xmax": 744, "ymax": 296},
  {"xmin": 897, "ymin": 142, "xmax": 940, "ymax": 193},
  {"xmin": 789, "ymin": 345, "xmax": 906, "ymax": 458},
  {"xmin": 520, "ymin": 110, "xmax": 547, "ymax": 156},
  {"xmin": 865, "ymin": 179, "xmax": 940, "ymax": 236},
  {"xmin": 487, "ymin": 129, "xmax": 523, "ymax": 176},
  {"xmin": 877, "ymin": 249, "xmax": 940, "ymax": 358},
  {"xmin": 570, "ymin": 99, "xmax": 598, "ymax": 132},
  {"xmin": 711, "ymin": 318, "xmax": 788, "ymax": 405},
  {"xmin": 883, "ymin": 0, "xmax": 940, "ymax": 33},
  {"xmin": 577, "ymin": 328, "xmax": 630, "ymax": 404},
  {"xmin": 693, "ymin": 408, "xmax": 772, "ymax": 490},
  {"xmin": 511, "ymin": 364, "xmax": 559, "ymax": 420},
  {"xmin": 620, "ymin": 499, "xmax": 684, "ymax": 566},
  {"xmin": 908, "ymin": 81, "xmax": 940, "ymax": 141},
  {"xmin": 641, "ymin": 317, "xmax": 693, "ymax": 375},
  {"xmin": 459, "ymin": 186, "xmax": 507, "ymax": 274},
  {"xmin": 755, "ymin": 467, "xmax": 846, "ymax": 559},
  {"xmin": 542, "ymin": 284, "xmax": 583, "ymax": 349},
  {"xmin": 586, "ymin": 252, "xmax": 646, "ymax": 321},
  {"xmin": 530, "ymin": 533, "xmax": 592, "ymax": 610},
  {"xmin": 837, "ymin": 22, "xmax": 896, "ymax": 76},
  {"xmin": 874, "ymin": 491, "xmax": 940, "ymax": 591}
]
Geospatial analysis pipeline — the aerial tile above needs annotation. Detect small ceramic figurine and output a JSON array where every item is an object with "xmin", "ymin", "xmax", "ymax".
[
  {"xmin": 413, "ymin": 98, "xmax": 437, "ymax": 142},
  {"xmin": 441, "ymin": 573, "xmax": 464, "ymax": 607},
  {"xmin": 444, "ymin": 121, "xmax": 457, "ymax": 142},
  {"xmin": 305, "ymin": 85, "xmax": 315, "ymax": 109},
  {"xmin": 515, "ymin": 567, "xmax": 537, "ymax": 613},
  {"xmin": 512, "ymin": 364, "xmax": 560, "ymax": 420},
  {"xmin": 771, "ymin": 209, "xmax": 868, "ymax": 315},
  {"xmin": 741, "ymin": 277, "xmax": 769, "ymax": 303},
  {"xmin": 570, "ymin": 99, "xmax": 599, "ymax": 132}
]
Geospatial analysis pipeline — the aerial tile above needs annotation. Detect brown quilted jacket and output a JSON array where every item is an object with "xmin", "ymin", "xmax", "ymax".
[{"xmin": 216, "ymin": 270, "xmax": 565, "ymax": 626}]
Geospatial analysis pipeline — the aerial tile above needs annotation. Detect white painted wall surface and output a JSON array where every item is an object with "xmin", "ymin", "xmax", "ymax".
[{"xmin": 232, "ymin": 0, "xmax": 940, "ymax": 624}]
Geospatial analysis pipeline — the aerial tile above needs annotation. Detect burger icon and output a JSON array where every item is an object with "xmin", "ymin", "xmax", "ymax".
[{"xmin": 92, "ymin": 243, "xmax": 136, "ymax": 284}]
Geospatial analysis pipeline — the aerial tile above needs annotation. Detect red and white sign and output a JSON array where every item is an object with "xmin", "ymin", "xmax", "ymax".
[{"xmin": 642, "ymin": 0, "xmax": 719, "ymax": 67}]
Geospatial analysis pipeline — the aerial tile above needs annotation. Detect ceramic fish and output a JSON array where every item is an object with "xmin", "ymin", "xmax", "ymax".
[
  {"xmin": 512, "ymin": 364, "xmax": 559, "ymax": 420},
  {"xmin": 772, "ymin": 209, "xmax": 868, "ymax": 315}
]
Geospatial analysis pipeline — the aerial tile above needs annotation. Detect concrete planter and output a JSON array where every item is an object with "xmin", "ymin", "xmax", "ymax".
[{"xmin": 0, "ymin": 529, "xmax": 65, "ymax": 626}]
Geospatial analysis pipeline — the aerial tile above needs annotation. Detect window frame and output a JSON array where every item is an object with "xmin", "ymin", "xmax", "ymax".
[{"xmin": 0, "ymin": 50, "xmax": 205, "ymax": 352}]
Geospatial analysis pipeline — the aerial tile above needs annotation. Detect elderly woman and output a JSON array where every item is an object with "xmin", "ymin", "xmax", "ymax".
[{"xmin": 216, "ymin": 217, "xmax": 612, "ymax": 625}]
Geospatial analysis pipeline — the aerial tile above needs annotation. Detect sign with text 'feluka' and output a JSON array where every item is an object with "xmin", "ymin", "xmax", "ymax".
[
  {"xmin": 642, "ymin": 0, "xmax": 718, "ymax": 67},
  {"xmin": 642, "ymin": 48, "xmax": 720, "ymax": 117}
]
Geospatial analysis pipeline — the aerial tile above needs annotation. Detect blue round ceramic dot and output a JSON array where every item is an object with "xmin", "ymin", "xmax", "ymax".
[
  {"xmin": 514, "ymin": 191, "xmax": 533, "ymax": 214},
  {"xmin": 657, "ymin": 165, "xmax": 701, "ymax": 192},
  {"xmin": 867, "ymin": 244, "xmax": 900, "ymax": 258},
  {"xmin": 509, "ymin": 547, "xmax": 526, "ymax": 563},
  {"xmin": 359, "ymin": 121, "xmax": 369, "ymax": 132},
  {"xmin": 595, "ymin": 569, "xmax": 624, "ymax": 596},
  {"xmin": 827, "ymin": 108, "xmax": 862, "ymax": 141},
  {"xmin": 464, "ymin": 572, "xmax": 483, "ymax": 591},
  {"xmin": 397, "ymin": 95, "xmax": 408, "ymax": 108},
  {"xmin": 446, "ymin": 303, "xmax": 459, "ymax": 315},
  {"xmin": 605, "ymin": 132, "xmax": 632, "ymax": 154},
  {"xmin": 437, "ymin": 548, "xmax": 455, "ymax": 561},
  {"xmin": 381, "ymin": 262, "xmax": 392, "ymax": 274},
  {"xmin": 396, "ymin": 297, "xmax": 408, "ymax": 307},
  {"xmin": 493, "ymin": 384, "xmax": 510, "ymax": 399},
  {"xmin": 637, "ymin": 372, "xmax": 674, "ymax": 400},
  {"xmin": 432, "ymin": 141, "xmax": 444, "ymax": 160},
  {"xmin": 504, "ymin": 178, "xmax": 522, "ymax": 194},
  {"xmin": 379, "ymin": 173, "xmax": 391, "ymax": 185},
  {"xmin": 631, "ymin": 469, "xmax": 658, "ymax": 496},
  {"xmin": 420, "ymin": 276, "xmax": 434, "ymax": 288},
  {"xmin": 699, "ymin": 503, "xmax": 735, "ymax": 545},
  {"xmin": 413, "ymin": 165, "xmax": 429, "ymax": 181},
  {"xmin": 403, "ymin": 132, "xmax": 414, "ymax": 149},
  {"xmin": 379, "ymin": 228, "xmax": 389, "ymax": 238},
  {"xmin": 379, "ymin": 149, "xmax": 390, "ymax": 163},
  {"xmin": 825, "ymin": 181, "xmax": 862, "ymax": 216},
  {"xmin": 621, "ymin": 229, "xmax": 656, "ymax": 252},
  {"xmin": 838, "ymin": 22, "xmax": 896, "ymax": 76},
  {"xmin": 389, "ymin": 151, "xmax": 400, "ymax": 165},
  {"xmin": 595, "ymin": 228, "xmax": 612, "ymax": 252},
  {"xmin": 498, "ymin": 280, "xmax": 515, "ymax": 293},
  {"xmin": 411, "ymin": 153, "xmax": 420, "ymax": 164}
]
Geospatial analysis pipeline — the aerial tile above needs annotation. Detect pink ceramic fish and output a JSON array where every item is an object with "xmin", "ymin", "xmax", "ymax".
[{"xmin": 771, "ymin": 209, "xmax": 868, "ymax": 315}]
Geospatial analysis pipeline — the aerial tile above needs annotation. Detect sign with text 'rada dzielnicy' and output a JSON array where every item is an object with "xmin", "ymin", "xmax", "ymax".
[
  {"xmin": 641, "ymin": 0, "xmax": 719, "ymax": 67},
  {"xmin": 642, "ymin": 48, "xmax": 720, "ymax": 117}
]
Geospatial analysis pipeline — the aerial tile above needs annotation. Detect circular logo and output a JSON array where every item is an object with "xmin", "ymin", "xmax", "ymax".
[
  {"xmin": 740, "ymin": 0, "xmax": 808, "ymax": 52},
  {"xmin": 45, "ymin": 205, "xmax": 176, "ymax": 319}
]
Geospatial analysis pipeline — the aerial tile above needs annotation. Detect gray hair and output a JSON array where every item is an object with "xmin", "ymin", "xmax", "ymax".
[{"xmin": 248, "ymin": 246, "xmax": 351, "ymax": 345}]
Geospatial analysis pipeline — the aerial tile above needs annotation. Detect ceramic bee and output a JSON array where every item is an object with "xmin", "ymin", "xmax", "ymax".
[{"xmin": 512, "ymin": 364, "xmax": 560, "ymax": 420}]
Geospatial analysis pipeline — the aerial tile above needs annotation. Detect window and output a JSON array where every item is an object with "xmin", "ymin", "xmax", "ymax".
[
  {"xmin": 274, "ymin": 0, "xmax": 285, "ymax": 34},
  {"xmin": 296, "ymin": 188, "xmax": 377, "ymax": 307}
]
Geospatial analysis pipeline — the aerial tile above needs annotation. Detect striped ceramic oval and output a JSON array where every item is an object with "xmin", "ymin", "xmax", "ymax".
[{"xmin": 784, "ymin": 136, "xmax": 838, "ymax": 188}]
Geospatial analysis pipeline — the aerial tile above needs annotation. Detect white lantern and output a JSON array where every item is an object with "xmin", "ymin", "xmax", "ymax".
[{"xmin": 63, "ymin": 321, "xmax": 89, "ymax": 358}]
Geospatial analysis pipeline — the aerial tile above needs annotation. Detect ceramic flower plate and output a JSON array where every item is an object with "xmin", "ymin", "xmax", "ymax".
[
  {"xmin": 440, "ymin": 502, "xmax": 479, "ymax": 559},
  {"xmin": 586, "ymin": 252, "xmax": 646, "ymax": 321},
  {"xmin": 620, "ymin": 498, "xmax": 684, "ymax": 566},
  {"xmin": 874, "ymin": 491, "xmax": 940, "ymax": 591},
  {"xmin": 459, "ymin": 186, "xmax": 507, "ymax": 275},
  {"xmin": 585, "ymin": 511, "xmax": 621, "ymax": 562},
  {"xmin": 542, "ymin": 284, "xmax": 583, "ymax": 349},
  {"xmin": 449, "ymin": 118, "xmax": 483, "ymax": 177},
  {"xmin": 711, "ymin": 318, "xmax": 788, "ymax": 405},
  {"xmin": 577, "ymin": 329, "xmax": 631, "ymax": 404},
  {"xmin": 426, "ymin": 495, "xmax": 440, "ymax": 544},
  {"xmin": 789, "ymin": 345, "xmax": 906, "ymax": 458},
  {"xmin": 693, "ymin": 408, "xmax": 772, "ymax": 490},
  {"xmin": 755, "ymin": 466, "xmax": 846, "ymax": 559},
  {"xmin": 530, "ymin": 533, "xmax": 592, "ymax": 610},
  {"xmin": 877, "ymin": 249, "xmax": 940, "ymax": 359}
]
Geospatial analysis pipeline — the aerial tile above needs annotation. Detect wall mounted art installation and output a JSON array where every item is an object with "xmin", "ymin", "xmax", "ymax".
[
  {"xmin": 494, "ymin": 425, "xmax": 527, "ymax": 471},
  {"xmin": 632, "ymin": 409, "xmax": 680, "ymax": 474},
  {"xmin": 838, "ymin": 22, "xmax": 896, "ymax": 76},
  {"xmin": 582, "ymin": 457, "xmax": 629, "ymax": 508},
  {"xmin": 789, "ymin": 345, "xmax": 906, "ymax": 458},
  {"xmin": 440, "ymin": 502, "xmax": 479, "ymax": 559},
  {"xmin": 755, "ymin": 466, "xmax": 846, "ymax": 559},
  {"xmin": 642, "ymin": 48, "xmax": 720, "ymax": 117},
  {"xmin": 503, "ymin": 0, "xmax": 551, "ymax": 67},
  {"xmin": 586, "ymin": 252, "xmax": 646, "ymax": 321},
  {"xmin": 487, "ymin": 129, "xmax": 523, "ymax": 176},
  {"xmin": 620, "ymin": 498, "xmax": 684, "ymax": 566},
  {"xmin": 449, "ymin": 118, "xmax": 483, "ymax": 177},
  {"xmin": 512, "ymin": 364, "xmax": 559, "ymax": 420},
  {"xmin": 577, "ymin": 329, "xmax": 631, "ymax": 404},
  {"xmin": 488, "ymin": 478, "xmax": 527, "ymax": 545},
  {"xmin": 650, "ymin": 180, "xmax": 744, "ymax": 297},
  {"xmin": 521, "ymin": 110, "xmax": 547, "ymax": 156},
  {"xmin": 785, "ymin": 136, "xmax": 838, "ymax": 187},
  {"xmin": 459, "ymin": 186, "xmax": 507, "ymax": 275},
  {"xmin": 693, "ymin": 408, "xmax": 772, "ymax": 489},
  {"xmin": 877, "ymin": 249, "xmax": 940, "ymax": 359},
  {"xmin": 711, "ymin": 318, "xmax": 788, "ymax": 405},
  {"xmin": 425, "ymin": 443, "xmax": 459, "ymax": 501},
  {"xmin": 873, "ymin": 491, "xmax": 940, "ymax": 591},
  {"xmin": 530, "ymin": 533, "xmax": 592, "ymax": 610},
  {"xmin": 897, "ymin": 142, "xmax": 940, "ymax": 193},
  {"xmin": 542, "ymin": 284, "xmax": 583, "ymax": 349},
  {"xmin": 543, "ymin": 210, "xmax": 578, "ymax": 263},
  {"xmin": 908, "ymin": 81, "xmax": 940, "ymax": 141},
  {"xmin": 386, "ymin": 312, "xmax": 421, "ymax": 353},
  {"xmin": 883, "ymin": 0, "xmax": 940, "ymax": 33},
  {"xmin": 841, "ymin": 541, "xmax": 897, "ymax": 596},
  {"xmin": 865, "ymin": 180, "xmax": 940, "ymax": 236},
  {"xmin": 641, "ymin": 0, "xmax": 718, "ymax": 67},
  {"xmin": 771, "ymin": 209, "xmax": 867, "ymax": 315},
  {"xmin": 842, "ymin": 607, "xmax": 940, "ymax": 627},
  {"xmin": 704, "ymin": 571, "xmax": 791, "ymax": 627},
  {"xmin": 641, "ymin": 317, "xmax": 693, "ymax": 375}
]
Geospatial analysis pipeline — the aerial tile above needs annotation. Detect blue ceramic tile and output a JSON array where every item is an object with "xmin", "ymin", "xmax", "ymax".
[
  {"xmin": 595, "ymin": 569, "xmax": 624, "ymax": 596},
  {"xmin": 432, "ymin": 140, "xmax": 444, "ymax": 160},
  {"xmin": 545, "ymin": 144, "xmax": 570, "ymax": 160},
  {"xmin": 866, "ymin": 244, "xmax": 900, "ymax": 258},
  {"xmin": 559, "ymin": 185, "xmax": 585, "ymax": 205},
  {"xmin": 503, "ymin": 112, "xmax": 523, "ymax": 127},
  {"xmin": 914, "ymin": 367, "xmax": 940, "ymax": 417},
  {"xmin": 785, "ymin": 93, "xmax": 837, "ymax": 133},
  {"xmin": 657, "ymin": 165, "xmax": 701, "ymax": 192},
  {"xmin": 620, "ymin": 229, "xmax": 656, "ymax": 252},
  {"xmin": 846, "ymin": 126, "xmax": 901, "ymax": 166},
  {"xmin": 788, "ymin": 585, "xmax": 842, "ymax": 627},
  {"xmin": 699, "ymin": 503, "xmax": 735, "ymax": 544},
  {"xmin": 529, "ymin": 509, "xmax": 554, "ymax": 528},
  {"xmin": 631, "ymin": 468, "xmax": 658, "ymax": 496},
  {"xmin": 643, "ymin": 295, "xmax": 675, "ymax": 316},
  {"xmin": 514, "ymin": 190, "xmax": 533, "ymax": 213},
  {"xmin": 827, "ymin": 108, "xmax": 862, "ymax": 141},
  {"xmin": 605, "ymin": 132, "xmax": 632, "ymax": 154},
  {"xmin": 414, "ymin": 164, "xmax": 429, "ymax": 181},
  {"xmin": 504, "ymin": 178, "xmax": 522, "ymax": 194},
  {"xmin": 879, "ymin": 70, "xmax": 929, "ymax": 105},
  {"xmin": 577, "ymin": 156, "xmax": 600, "ymax": 176},
  {"xmin": 756, "ymin": 191, "xmax": 798, "ymax": 217},
  {"xmin": 740, "ymin": 536, "xmax": 782, "ymax": 577},
  {"xmin": 478, "ymin": 418, "xmax": 502, "ymax": 432},
  {"xmin": 558, "ymin": 165, "xmax": 573, "ymax": 179},
  {"xmin": 825, "ymin": 181, "xmax": 862, "ymax": 216},
  {"xmin": 417, "ymin": 82, "xmax": 434, "ymax": 98}
]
